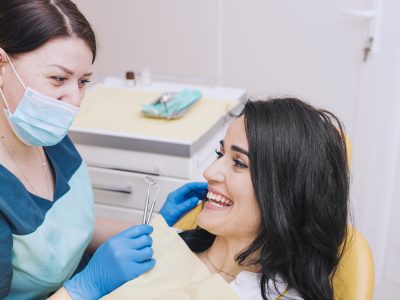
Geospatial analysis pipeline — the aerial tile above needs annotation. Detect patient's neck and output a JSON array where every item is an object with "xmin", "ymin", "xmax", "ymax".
[{"xmin": 198, "ymin": 235, "xmax": 260, "ymax": 282}]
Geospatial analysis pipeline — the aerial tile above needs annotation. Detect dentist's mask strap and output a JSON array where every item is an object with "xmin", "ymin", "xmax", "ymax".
[{"xmin": 0, "ymin": 51, "xmax": 79, "ymax": 147}]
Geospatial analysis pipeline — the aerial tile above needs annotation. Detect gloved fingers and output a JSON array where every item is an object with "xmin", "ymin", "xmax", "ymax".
[
  {"xmin": 177, "ymin": 196, "xmax": 202, "ymax": 211},
  {"xmin": 128, "ymin": 234, "xmax": 153, "ymax": 250},
  {"xmin": 186, "ymin": 183, "xmax": 208, "ymax": 198},
  {"xmin": 120, "ymin": 224, "xmax": 153, "ymax": 239},
  {"xmin": 134, "ymin": 258, "xmax": 156, "ymax": 275},
  {"xmin": 172, "ymin": 182, "xmax": 208, "ymax": 203},
  {"xmin": 131, "ymin": 246, "xmax": 154, "ymax": 263},
  {"xmin": 183, "ymin": 181, "xmax": 208, "ymax": 191}
]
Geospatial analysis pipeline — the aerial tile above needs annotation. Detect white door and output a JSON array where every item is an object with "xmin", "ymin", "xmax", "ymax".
[
  {"xmin": 218, "ymin": 0, "xmax": 371, "ymax": 137},
  {"xmin": 351, "ymin": 0, "xmax": 400, "ymax": 297}
]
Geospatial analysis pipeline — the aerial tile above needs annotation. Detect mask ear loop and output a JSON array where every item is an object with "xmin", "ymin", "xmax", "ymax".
[
  {"xmin": 0, "ymin": 52, "xmax": 27, "ymax": 113},
  {"xmin": 0, "ymin": 89, "xmax": 11, "ymax": 112},
  {"xmin": 3, "ymin": 52, "xmax": 26, "ymax": 90}
]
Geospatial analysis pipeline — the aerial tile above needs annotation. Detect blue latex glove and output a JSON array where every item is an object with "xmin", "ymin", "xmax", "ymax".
[
  {"xmin": 160, "ymin": 182, "xmax": 208, "ymax": 226},
  {"xmin": 64, "ymin": 224, "xmax": 155, "ymax": 300}
]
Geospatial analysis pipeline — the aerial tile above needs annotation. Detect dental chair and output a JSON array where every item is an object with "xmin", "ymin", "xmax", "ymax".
[
  {"xmin": 174, "ymin": 213, "xmax": 374, "ymax": 300},
  {"xmin": 332, "ymin": 226, "xmax": 375, "ymax": 300}
]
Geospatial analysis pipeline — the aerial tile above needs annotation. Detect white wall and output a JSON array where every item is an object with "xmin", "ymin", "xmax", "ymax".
[
  {"xmin": 76, "ymin": 0, "xmax": 220, "ymax": 83},
  {"xmin": 75, "ymin": 0, "xmax": 368, "ymax": 136}
]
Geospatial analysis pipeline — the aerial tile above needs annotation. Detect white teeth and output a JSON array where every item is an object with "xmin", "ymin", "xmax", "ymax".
[
  {"xmin": 209, "ymin": 201, "xmax": 223, "ymax": 208},
  {"xmin": 206, "ymin": 191, "xmax": 233, "ymax": 207}
]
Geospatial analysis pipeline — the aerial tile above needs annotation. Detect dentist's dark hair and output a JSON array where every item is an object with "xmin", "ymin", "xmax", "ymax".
[
  {"xmin": 0, "ymin": 0, "xmax": 96, "ymax": 62},
  {"xmin": 180, "ymin": 98, "xmax": 349, "ymax": 300}
]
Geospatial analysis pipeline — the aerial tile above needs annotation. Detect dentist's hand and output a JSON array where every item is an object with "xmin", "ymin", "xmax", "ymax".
[
  {"xmin": 64, "ymin": 224, "xmax": 155, "ymax": 300},
  {"xmin": 160, "ymin": 182, "xmax": 208, "ymax": 226}
]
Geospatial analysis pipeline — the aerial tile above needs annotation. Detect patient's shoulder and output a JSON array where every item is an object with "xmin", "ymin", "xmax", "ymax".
[{"xmin": 229, "ymin": 271, "xmax": 302, "ymax": 300}]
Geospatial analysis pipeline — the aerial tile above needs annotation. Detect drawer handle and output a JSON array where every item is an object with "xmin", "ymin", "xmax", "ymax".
[
  {"xmin": 88, "ymin": 163, "xmax": 160, "ymax": 176},
  {"xmin": 92, "ymin": 184, "xmax": 132, "ymax": 194}
]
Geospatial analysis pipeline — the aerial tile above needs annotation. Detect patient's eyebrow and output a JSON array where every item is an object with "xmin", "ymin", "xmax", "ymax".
[
  {"xmin": 231, "ymin": 145, "xmax": 249, "ymax": 156},
  {"xmin": 220, "ymin": 139, "xmax": 249, "ymax": 156}
]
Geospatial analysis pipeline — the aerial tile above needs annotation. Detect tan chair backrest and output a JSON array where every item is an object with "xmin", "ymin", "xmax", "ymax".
[{"xmin": 333, "ymin": 227, "xmax": 375, "ymax": 300}]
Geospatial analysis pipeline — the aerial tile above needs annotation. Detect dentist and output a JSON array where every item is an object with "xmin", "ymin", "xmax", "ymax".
[{"xmin": 0, "ymin": 1, "xmax": 206, "ymax": 299}]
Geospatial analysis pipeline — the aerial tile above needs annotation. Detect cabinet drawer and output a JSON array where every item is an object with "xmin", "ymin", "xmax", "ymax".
[
  {"xmin": 88, "ymin": 166, "xmax": 188, "ymax": 212},
  {"xmin": 95, "ymin": 203, "xmax": 145, "ymax": 223}
]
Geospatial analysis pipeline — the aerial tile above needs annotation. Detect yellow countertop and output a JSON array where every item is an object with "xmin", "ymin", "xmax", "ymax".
[{"xmin": 72, "ymin": 87, "xmax": 239, "ymax": 143}]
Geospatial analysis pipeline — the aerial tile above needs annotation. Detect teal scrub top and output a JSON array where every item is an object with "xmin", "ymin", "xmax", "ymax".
[{"xmin": 0, "ymin": 136, "xmax": 94, "ymax": 299}]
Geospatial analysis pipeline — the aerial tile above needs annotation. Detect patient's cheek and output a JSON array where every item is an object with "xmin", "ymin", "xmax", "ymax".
[{"xmin": 196, "ymin": 210, "xmax": 217, "ymax": 233}]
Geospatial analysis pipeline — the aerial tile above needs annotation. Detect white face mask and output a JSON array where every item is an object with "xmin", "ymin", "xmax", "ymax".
[{"xmin": 0, "ymin": 52, "xmax": 79, "ymax": 146}]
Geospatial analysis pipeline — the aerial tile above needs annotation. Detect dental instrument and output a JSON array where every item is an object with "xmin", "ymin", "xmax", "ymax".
[{"xmin": 142, "ymin": 177, "xmax": 160, "ymax": 225}]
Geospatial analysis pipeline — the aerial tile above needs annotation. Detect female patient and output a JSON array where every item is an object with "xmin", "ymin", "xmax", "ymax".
[{"xmin": 180, "ymin": 98, "xmax": 349, "ymax": 300}]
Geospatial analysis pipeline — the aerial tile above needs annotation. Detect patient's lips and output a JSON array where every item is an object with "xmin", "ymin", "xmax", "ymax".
[{"xmin": 205, "ymin": 190, "xmax": 233, "ymax": 209}]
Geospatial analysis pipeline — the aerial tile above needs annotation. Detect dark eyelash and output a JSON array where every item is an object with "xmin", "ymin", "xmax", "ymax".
[
  {"xmin": 51, "ymin": 76, "xmax": 67, "ymax": 82},
  {"xmin": 215, "ymin": 149, "xmax": 223, "ymax": 158},
  {"xmin": 233, "ymin": 159, "xmax": 248, "ymax": 169}
]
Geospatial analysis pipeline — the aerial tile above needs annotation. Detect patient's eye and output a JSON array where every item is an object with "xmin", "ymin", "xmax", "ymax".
[{"xmin": 233, "ymin": 158, "xmax": 248, "ymax": 169}]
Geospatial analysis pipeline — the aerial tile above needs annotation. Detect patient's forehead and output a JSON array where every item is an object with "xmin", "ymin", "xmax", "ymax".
[{"xmin": 224, "ymin": 116, "xmax": 249, "ymax": 150}]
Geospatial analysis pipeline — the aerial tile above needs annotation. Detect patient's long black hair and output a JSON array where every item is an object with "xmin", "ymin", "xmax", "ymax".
[{"xmin": 180, "ymin": 98, "xmax": 349, "ymax": 300}]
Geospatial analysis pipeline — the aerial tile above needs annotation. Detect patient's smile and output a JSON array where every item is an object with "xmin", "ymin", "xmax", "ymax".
[
  {"xmin": 205, "ymin": 191, "xmax": 233, "ymax": 208},
  {"xmin": 197, "ymin": 117, "xmax": 259, "ymax": 237}
]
